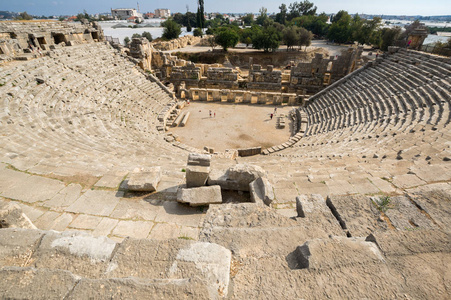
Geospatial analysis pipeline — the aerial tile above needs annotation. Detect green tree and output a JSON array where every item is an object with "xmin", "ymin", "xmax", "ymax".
[
  {"xmin": 207, "ymin": 36, "xmax": 217, "ymax": 50},
  {"xmin": 196, "ymin": 0, "xmax": 206, "ymax": 29},
  {"xmin": 350, "ymin": 15, "xmax": 382, "ymax": 46},
  {"xmin": 290, "ymin": 13, "xmax": 328, "ymax": 37},
  {"xmin": 15, "ymin": 11, "xmax": 33, "ymax": 20},
  {"xmin": 298, "ymin": 27, "xmax": 313, "ymax": 51},
  {"xmin": 141, "ymin": 31, "xmax": 153, "ymax": 41},
  {"xmin": 256, "ymin": 7, "xmax": 268, "ymax": 25},
  {"xmin": 242, "ymin": 14, "xmax": 254, "ymax": 26},
  {"xmin": 283, "ymin": 26, "xmax": 299, "ymax": 50},
  {"xmin": 193, "ymin": 27, "xmax": 203, "ymax": 37},
  {"xmin": 275, "ymin": 4, "xmax": 288, "ymax": 25},
  {"xmin": 241, "ymin": 26, "xmax": 258, "ymax": 46},
  {"xmin": 287, "ymin": 1, "xmax": 317, "ymax": 21},
  {"xmin": 132, "ymin": 33, "xmax": 141, "ymax": 38},
  {"xmin": 380, "ymin": 27, "xmax": 401, "ymax": 51},
  {"xmin": 162, "ymin": 19, "xmax": 182, "ymax": 40},
  {"xmin": 350, "ymin": 14, "xmax": 364, "ymax": 43},
  {"xmin": 327, "ymin": 10, "xmax": 352, "ymax": 43},
  {"xmin": 123, "ymin": 37, "xmax": 130, "ymax": 45},
  {"xmin": 215, "ymin": 27, "xmax": 240, "ymax": 51},
  {"xmin": 252, "ymin": 26, "xmax": 281, "ymax": 52}
]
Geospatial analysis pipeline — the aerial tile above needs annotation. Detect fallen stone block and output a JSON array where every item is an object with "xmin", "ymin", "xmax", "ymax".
[
  {"xmin": 186, "ymin": 165, "xmax": 210, "ymax": 188},
  {"xmin": 188, "ymin": 153, "xmax": 211, "ymax": 166},
  {"xmin": 249, "ymin": 177, "xmax": 274, "ymax": 206},
  {"xmin": 0, "ymin": 200, "xmax": 36, "ymax": 229},
  {"xmin": 177, "ymin": 185, "xmax": 222, "ymax": 206},
  {"xmin": 180, "ymin": 112, "xmax": 190, "ymax": 127},
  {"xmin": 237, "ymin": 147, "xmax": 262, "ymax": 157},
  {"xmin": 172, "ymin": 112, "xmax": 185, "ymax": 127},
  {"xmin": 294, "ymin": 236, "xmax": 384, "ymax": 270},
  {"xmin": 208, "ymin": 164, "xmax": 266, "ymax": 192},
  {"xmin": 127, "ymin": 167, "xmax": 162, "ymax": 192},
  {"xmin": 175, "ymin": 241, "xmax": 231, "ymax": 298},
  {"xmin": 296, "ymin": 194, "xmax": 329, "ymax": 218}
]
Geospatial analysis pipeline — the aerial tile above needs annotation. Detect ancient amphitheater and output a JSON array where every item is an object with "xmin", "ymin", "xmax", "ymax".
[{"xmin": 0, "ymin": 21, "xmax": 450, "ymax": 299}]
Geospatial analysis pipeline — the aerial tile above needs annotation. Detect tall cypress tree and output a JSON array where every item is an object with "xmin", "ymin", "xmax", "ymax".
[{"xmin": 197, "ymin": 0, "xmax": 205, "ymax": 29}]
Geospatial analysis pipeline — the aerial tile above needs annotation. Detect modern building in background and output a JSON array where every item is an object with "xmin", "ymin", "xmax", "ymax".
[
  {"xmin": 111, "ymin": 8, "xmax": 143, "ymax": 22},
  {"xmin": 154, "ymin": 9, "xmax": 170, "ymax": 18}
]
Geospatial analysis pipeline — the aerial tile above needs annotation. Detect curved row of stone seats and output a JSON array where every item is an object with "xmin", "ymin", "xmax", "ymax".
[
  {"xmin": 255, "ymin": 50, "xmax": 450, "ymax": 185},
  {"xmin": 302, "ymin": 48, "xmax": 450, "ymax": 139},
  {"xmin": 0, "ymin": 42, "xmax": 186, "ymax": 175}
]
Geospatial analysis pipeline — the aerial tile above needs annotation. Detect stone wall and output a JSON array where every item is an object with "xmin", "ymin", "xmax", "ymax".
[
  {"xmin": 185, "ymin": 88, "xmax": 299, "ymax": 106},
  {"xmin": 247, "ymin": 64, "xmax": 282, "ymax": 91},
  {"xmin": 148, "ymin": 46, "xmax": 361, "ymax": 97},
  {"xmin": 0, "ymin": 20, "xmax": 104, "ymax": 59},
  {"xmin": 290, "ymin": 47, "xmax": 362, "ymax": 94},
  {"xmin": 151, "ymin": 35, "xmax": 211, "ymax": 51},
  {"xmin": 129, "ymin": 37, "xmax": 152, "ymax": 70},
  {"xmin": 204, "ymin": 67, "xmax": 240, "ymax": 89}
]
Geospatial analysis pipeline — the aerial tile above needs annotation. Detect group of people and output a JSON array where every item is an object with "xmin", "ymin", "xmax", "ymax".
[{"xmin": 209, "ymin": 110, "xmax": 216, "ymax": 118}]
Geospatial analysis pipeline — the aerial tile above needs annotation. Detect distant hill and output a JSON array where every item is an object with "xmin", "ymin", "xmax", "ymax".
[{"xmin": 0, "ymin": 11, "xmax": 19, "ymax": 20}]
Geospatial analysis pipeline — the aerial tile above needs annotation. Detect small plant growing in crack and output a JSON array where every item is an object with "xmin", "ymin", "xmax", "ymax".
[{"xmin": 373, "ymin": 195, "xmax": 392, "ymax": 212}]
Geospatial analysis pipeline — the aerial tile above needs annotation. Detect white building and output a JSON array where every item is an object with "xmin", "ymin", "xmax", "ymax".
[
  {"xmin": 111, "ymin": 8, "xmax": 143, "ymax": 21},
  {"xmin": 154, "ymin": 9, "xmax": 171, "ymax": 18}
]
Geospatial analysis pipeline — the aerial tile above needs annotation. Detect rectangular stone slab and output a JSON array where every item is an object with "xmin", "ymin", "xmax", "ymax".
[
  {"xmin": 186, "ymin": 165, "xmax": 210, "ymax": 188},
  {"xmin": 127, "ymin": 167, "xmax": 162, "ymax": 192},
  {"xmin": 177, "ymin": 185, "xmax": 222, "ymax": 206}
]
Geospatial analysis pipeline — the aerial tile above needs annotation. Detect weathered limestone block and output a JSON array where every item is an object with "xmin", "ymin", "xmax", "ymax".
[
  {"xmin": 180, "ymin": 112, "xmax": 190, "ymax": 127},
  {"xmin": 186, "ymin": 165, "xmax": 210, "ymax": 188},
  {"xmin": 127, "ymin": 167, "xmax": 162, "ymax": 192},
  {"xmin": 0, "ymin": 267, "xmax": 79, "ymax": 300},
  {"xmin": 208, "ymin": 164, "xmax": 266, "ymax": 192},
  {"xmin": 0, "ymin": 228, "xmax": 45, "ymax": 266},
  {"xmin": 249, "ymin": 177, "xmax": 274, "ymax": 206},
  {"xmin": 228, "ymin": 164, "xmax": 266, "ymax": 190},
  {"xmin": 188, "ymin": 153, "xmax": 211, "ymax": 167},
  {"xmin": 177, "ymin": 185, "xmax": 222, "ymax": 206},
  {"xmin": 175, "ymin": 241, "xmax": 231, "ymax": 298},
  {"xmin": 172, "ymin": 112, "xmax": 185, "ymax": 127},
  {"xmin": 294, "ymin": 236, "xmax": 384, "ymax": 270},
  {"xmin": 0, "ymin": 200, "xmax": 36, "ymax": 229},
  {"xmin": 296, "ymin": 194, "xmax": 329, "ymax": 218}
]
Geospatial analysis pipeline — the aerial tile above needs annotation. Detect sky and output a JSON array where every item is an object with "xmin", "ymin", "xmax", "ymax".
[{"xmin": 1, "ymin": 0, "xmax": 450, "ymax": 16}]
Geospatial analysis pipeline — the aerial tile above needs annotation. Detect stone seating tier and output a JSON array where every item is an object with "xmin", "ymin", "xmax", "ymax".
[{"xmin": 0, "ymin": 42, "xmax": 186, "ymax": 175}]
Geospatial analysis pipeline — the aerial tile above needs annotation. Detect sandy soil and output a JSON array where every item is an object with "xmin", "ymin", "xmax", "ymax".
[{"xmin": 168, "ymin": 102, "xmax": 294, "ymax": 152}]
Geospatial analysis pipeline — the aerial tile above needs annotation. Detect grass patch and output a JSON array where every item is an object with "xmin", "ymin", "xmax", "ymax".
[
  {"xmin": 178, "ymin": 235, "xmax": 194, "ymax": 240},
  {"xmin": 181, "ymin": 168, "xmax": 186, "ymax": 172}
]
